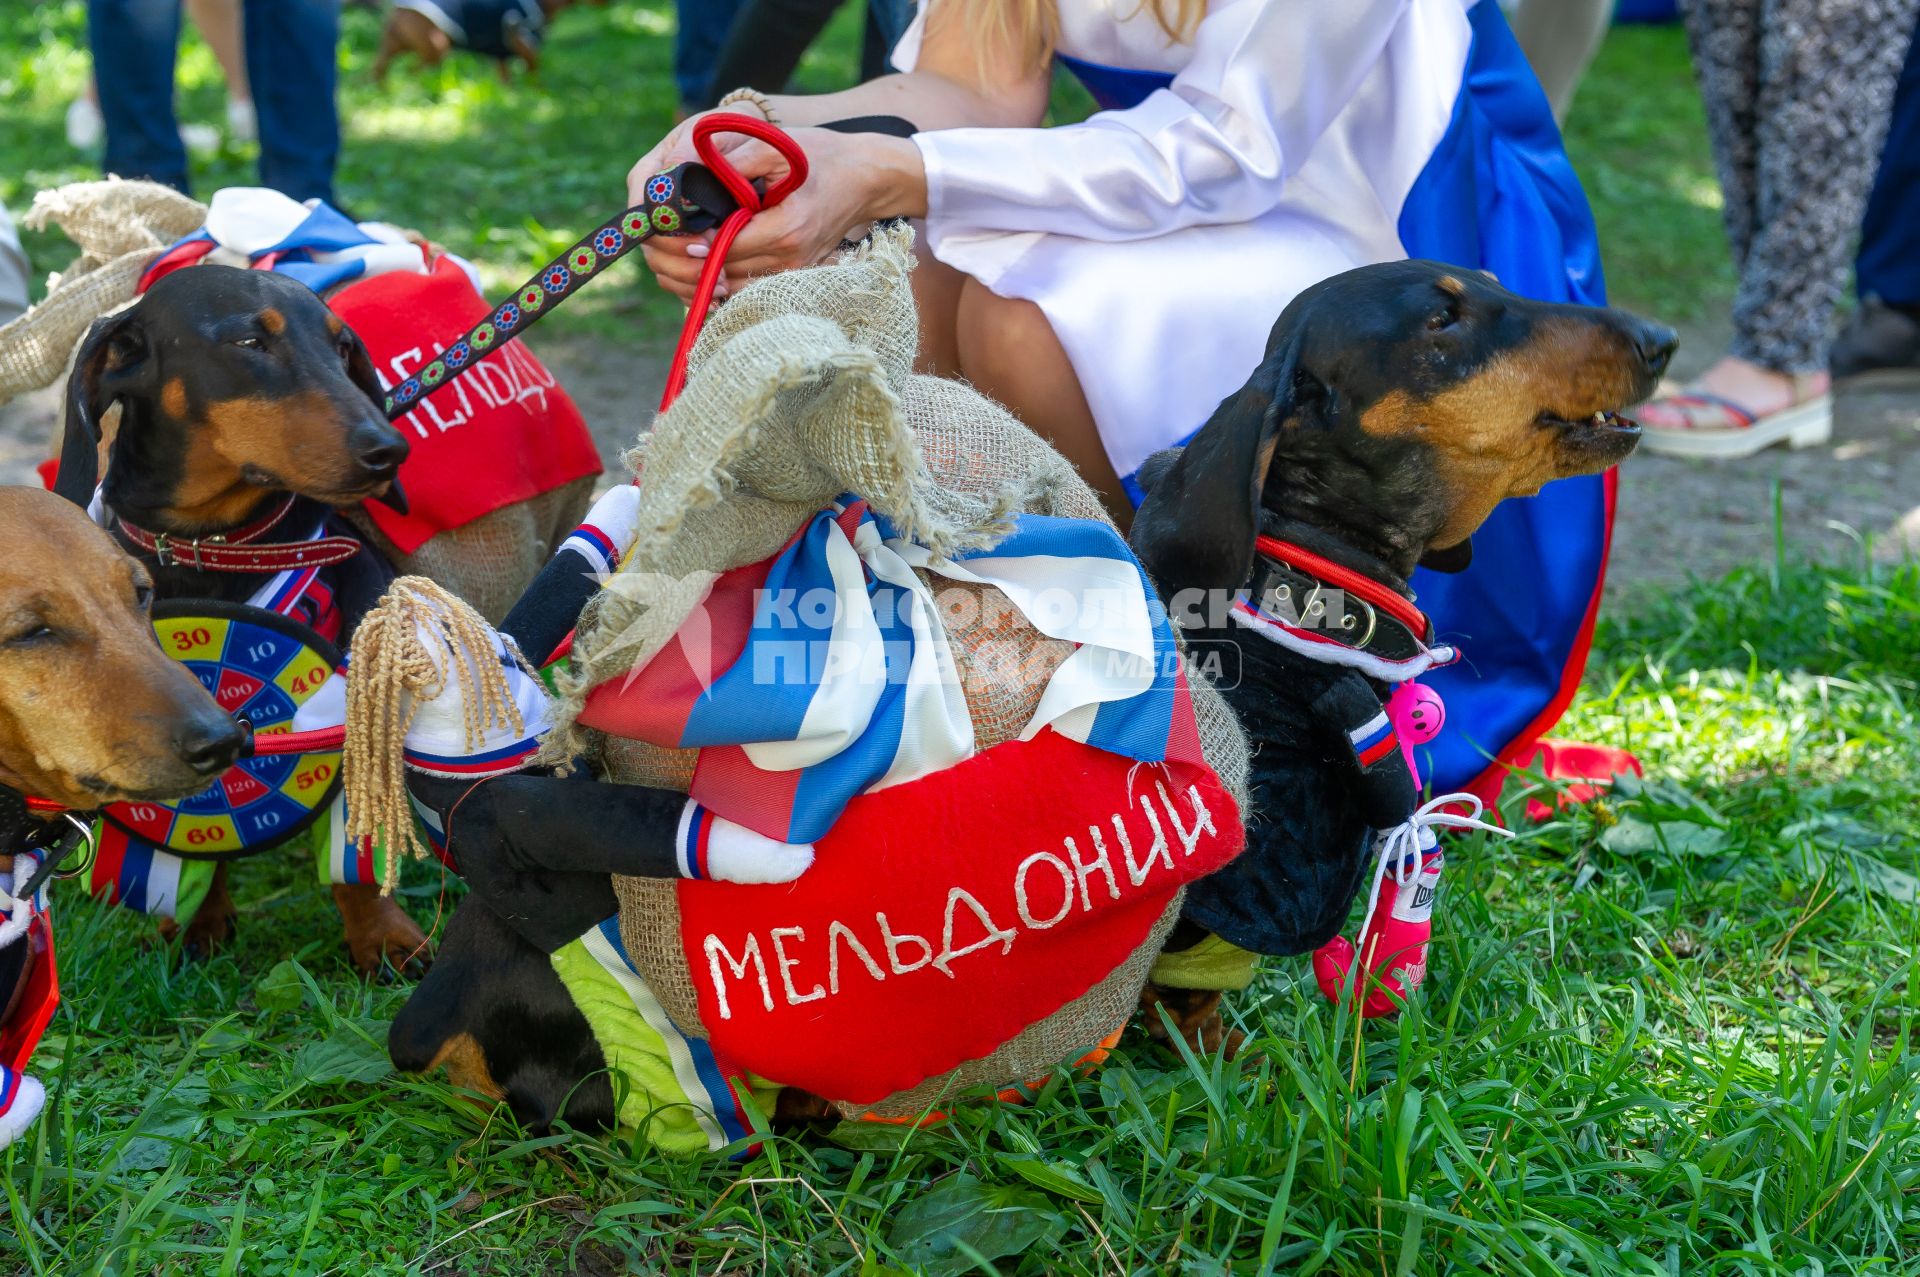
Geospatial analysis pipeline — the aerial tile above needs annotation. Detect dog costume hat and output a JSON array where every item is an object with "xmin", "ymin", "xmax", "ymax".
[{"xmin": 395, "ymin": 227, "xmax": 1252, "ymax": 1151}]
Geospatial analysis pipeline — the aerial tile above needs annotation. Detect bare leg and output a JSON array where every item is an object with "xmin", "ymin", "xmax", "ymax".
[
  {"xmin": 909, "ymin": 242, "xmax": 966, "ymax": 377},
  {"xmin": 954, "ymin": 275, "xmax": 1131, "ymax": 524},
  {"xmin": 185, "ymin": 0, "xmax": 249, "ymax": 102}
]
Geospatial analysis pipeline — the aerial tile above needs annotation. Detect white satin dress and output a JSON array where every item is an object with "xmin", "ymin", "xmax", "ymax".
[{"xmin": 894, "ymin": 0, "xmax": 1619, "ymax": 800}]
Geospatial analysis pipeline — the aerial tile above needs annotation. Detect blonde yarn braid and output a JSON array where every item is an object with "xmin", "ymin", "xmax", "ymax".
[{"xmin": 343, "ymin": 577, "xmax": 532, "ymax": 894}]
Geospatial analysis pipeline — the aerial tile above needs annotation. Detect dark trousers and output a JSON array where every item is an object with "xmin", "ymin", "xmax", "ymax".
[
  {"xmin": 679, "ymin": 0, "xmax": 913, "ymax": 111},
  {"xmin": 87, "ymin": 0, "xmax": 341, "ymax": 204},
  {"xmin": 1858, "ymin": 20, "xmax": 1920, "ymax": 305}
]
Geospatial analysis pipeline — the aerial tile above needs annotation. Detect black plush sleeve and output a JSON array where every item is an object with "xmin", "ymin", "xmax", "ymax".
[
  {"xmin": 1309, "ymin": 673, "xmax": 1417, "ymax": 830},
  {"xmin": 499, "ymin": 543, "xmax": 603, "ymax": 667}
]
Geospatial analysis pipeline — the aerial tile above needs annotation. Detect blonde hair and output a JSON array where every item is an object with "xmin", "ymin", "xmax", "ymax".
[
  {"xmin": 343, "ymin": 577, "xmax": 533, "ymax": 894},
  {"xmin": 962, "ymin": 0, "xmax": 1204, "ymax": 71}
]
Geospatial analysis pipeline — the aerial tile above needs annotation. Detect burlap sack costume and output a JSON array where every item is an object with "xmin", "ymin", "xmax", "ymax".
[
  {"xmin": 0, "ymin": 179, "xmax": 588, "ymax": 619},
  {"xmin": 554, "ymin": 225, "xmax": 1250, "ymax": 1118}
]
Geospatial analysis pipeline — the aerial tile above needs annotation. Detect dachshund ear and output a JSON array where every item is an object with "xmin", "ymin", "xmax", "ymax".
[
  {"xmin": 57, "ymin": 311, "xmax": 152, "ymax": 508},
  {"xmin": 337, "ymin": 321, "xmax": 390, "ymax": 413},
  {"xmin": 1129, "ymin": 335, "xmax": 1301, "ymax": 597},
  {"xmin": 1418, "ymin": 538, "xmax": 1473, "ymax": 574}
]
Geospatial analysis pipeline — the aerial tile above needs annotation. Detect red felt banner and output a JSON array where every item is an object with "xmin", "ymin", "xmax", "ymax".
[
  {"xmin": 326, "ymin": 255, "xmax": 603, "ymax": 553},
  {"xmin": 676, "ymin": 729, "xmax": 1244, "ymax": 1105}
]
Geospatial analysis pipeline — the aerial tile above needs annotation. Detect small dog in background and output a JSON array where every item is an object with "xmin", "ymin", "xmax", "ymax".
[{"xmin": 373, "ymin": 0, "xmax": 605, "ymax": 83}]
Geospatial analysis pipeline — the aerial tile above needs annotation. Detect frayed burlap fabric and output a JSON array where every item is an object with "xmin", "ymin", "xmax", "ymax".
[
  {"xmin": 571, "ymin": 226, "xmax": 1249, "ymax": 1117},
  {"xmin": 0, "ymin": 180, "xmax": 207, "ymax": 403}
]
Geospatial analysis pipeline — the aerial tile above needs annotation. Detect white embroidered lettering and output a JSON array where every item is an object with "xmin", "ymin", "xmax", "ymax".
[
  {"xmin": 770, "ymin": 927, "xmax": 824, "ymax": 1005},
  {"xmin": 1014, "ymin": 851, "xmax": 1075, "ymax": 929},
  {"xmin": 703, "ymin": 933, "xmax": 772, "ymax": 1020},
  {"xmin": 828, "ymin": 919, "xmax": 885, "ymax": 993},
  {"xmin": 878, "ymin": 912, "xmax": 933, "ymax": 975},
  {"xmin": 1157, "ymin": 780, "xmax": 1217, "ymax": 856},
  {"xmin": 932, "ymin": 887, "xmax": 1017, "ymax": 976},
  {"xmin": 1065, "ymin": 831, "xmax": 1119, "ymax": 911},
  {"xmin": 1114, "ymin": 808, "xmax": 1171, "ymax": 886}
]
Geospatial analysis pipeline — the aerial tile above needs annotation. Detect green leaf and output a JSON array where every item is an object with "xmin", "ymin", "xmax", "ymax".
[
  {"xmin": 294, "ymin": 1023, "xmax": 393, "ymax": 1087},
  {"xmin": 1600, "ymin": 817, "xmax": 1728, "ymax": 859},
  {"xmin": 886, "ymin": 1174, "xmax": 1066, "ymax": 1276},
  {"xmin": 116, "ymin": 1077, "xmax": 209, "ymax": 1172},
  {"xmin": 1002, "ymin": 1156, "xmax": 1103, "ymax": 1205},
  {"xmin": 255, "ymin": 959, "xmax": 309, "ymax": 1014}
]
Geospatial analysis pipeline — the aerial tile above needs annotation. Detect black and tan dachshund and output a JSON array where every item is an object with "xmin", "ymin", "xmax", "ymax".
[
  {"xmin": 1129, "ymin": 259, "xmax": 1674, "ymax": 1050},
  {"xmin": 55, "ymin": 265, "xmax": 426, "ymax": 974},
  {"xmin": 384, "ymin": 260, "xmax": 1674, "ymax": 1131}
]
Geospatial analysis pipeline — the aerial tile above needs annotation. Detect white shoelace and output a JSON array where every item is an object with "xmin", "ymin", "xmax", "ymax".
[{"xmin": 1358, "ymin": 793, "xmax": 1515, "ymax": 933}]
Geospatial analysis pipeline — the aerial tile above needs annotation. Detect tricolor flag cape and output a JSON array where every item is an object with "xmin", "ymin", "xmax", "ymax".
[
  {"xmin": 575, "ymin": 500, "xmax": 1245, "ymax": 1102},
  {"xmin": 579, "ymin": 500, "xmax": 1205, "ymax": 843},
  {"xmin": 128, "ymin": 188, "xmax": 602, "ymax": 554}
]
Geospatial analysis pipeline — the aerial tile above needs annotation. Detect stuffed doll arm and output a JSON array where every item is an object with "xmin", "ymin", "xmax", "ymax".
[
  {"xmin": 499, "ymin": 484, "xmax": 642, "ymax": 666},
  {"xmin": 406, "ymin": 770, "xmax": 814, "ymax": 951}
]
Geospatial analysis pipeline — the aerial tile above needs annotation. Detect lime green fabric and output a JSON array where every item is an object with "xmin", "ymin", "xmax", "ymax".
[
  {"xmin": 1148, "ymin": 933, "xmax": 1260, "ymax": 991},
  {"xmin": 551, "ymin": 934, "xmax": 782, "ymax": 1156}
]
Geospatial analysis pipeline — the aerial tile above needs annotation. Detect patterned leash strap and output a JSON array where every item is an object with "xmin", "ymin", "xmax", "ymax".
[
  {"xmin": 250, "ymin": 115, "xmax": 810, "ymax": 762},
  {"xmin": 383, "ymin": 113, "xmax": 808, "ymax": 423}
]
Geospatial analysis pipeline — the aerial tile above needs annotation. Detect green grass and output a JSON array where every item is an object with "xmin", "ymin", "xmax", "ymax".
[
  {"xmin": 10, "ymin": 7, "xmax": 1901, "ymax": 1275},
  {"xmin": 11, "ymin": 551, "xmax": 1920, "ymax": 1274}
]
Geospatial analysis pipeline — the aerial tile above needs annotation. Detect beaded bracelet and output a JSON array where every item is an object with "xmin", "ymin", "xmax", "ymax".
[{"xmin": 717, "ymin": 87, "xmax": 779, "ymax": 126}]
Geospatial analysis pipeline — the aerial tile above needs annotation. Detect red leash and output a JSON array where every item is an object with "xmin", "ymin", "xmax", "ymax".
[{"xmin": 660, "ymin": 114, "xmax": 809, "ymax": 410}]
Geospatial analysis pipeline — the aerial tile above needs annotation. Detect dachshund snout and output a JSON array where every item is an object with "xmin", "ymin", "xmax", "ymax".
[
  {"xmin": 1628, "ymin": 318, "xmax": 1678, "ymax": 380},
  {"xmin": 348, "ymin": 419, "xmax": 411, "ymax": 479},
  {"xmin": 174, "ymin": 709, "xmax": 245, "ymax": 777}
]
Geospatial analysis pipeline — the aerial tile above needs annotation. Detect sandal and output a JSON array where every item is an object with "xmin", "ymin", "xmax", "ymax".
[{"xmin": 1637, "ymin": 375, "xmax": 1831, "ymax": 459}]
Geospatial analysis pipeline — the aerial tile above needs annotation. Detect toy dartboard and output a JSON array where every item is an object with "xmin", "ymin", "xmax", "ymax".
[{"xmin": 102, "ymin": 600, "xmax": 342, "ymax": 861}]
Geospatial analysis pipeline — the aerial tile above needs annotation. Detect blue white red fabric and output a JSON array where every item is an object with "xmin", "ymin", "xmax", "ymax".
[
  {"xmin": 894, "ymin": 0, "xmax": 1613, "ymax": 798},
  {"xmin": 1230, "ymin": 593, "xmax": 1459, "ymax": 686},
  {"xmin": 0, "ymin": 847, "xmax": 48, "ymax": 952},
  {"xmin": 0, "ymin": 1059, "xmax": 45, "ymax": 1149},
  {"xmin": 135, "ymin": 187, "xmax": 483, "ymax": 299},
  {"xmin": 580, "ymin": 915, "xmax": 757, "ymax": 1157},
  {"xmin": 675, "ymin": 801, "xmax": 715, "ymax": 881},
  {"xmin": 561, "ymin": 524, "xmax": 622, "ymax": 581},
  {"xmin": 579, "ymin": 500, "xmax": 1200, "ymax": 844},
  {"xmin": 1349, "ymin": 712, "xmax": 1400, "ymax": 769}
]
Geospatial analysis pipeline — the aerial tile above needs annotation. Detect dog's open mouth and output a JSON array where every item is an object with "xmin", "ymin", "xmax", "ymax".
[{"xmin": 1538, "ymin": 408, "xmax": 1641, "ymax": 435}]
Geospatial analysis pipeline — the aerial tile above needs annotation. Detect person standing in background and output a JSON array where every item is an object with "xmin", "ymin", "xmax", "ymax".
[
  {"xmin": 676, "ymin": 0, "xmax": 912, "ymax": 117},
  {"xmin": 68, "ymin": 0, "xmax": 256, "ymax": 156},
  {"xmin": 0, "ymin": 206, "xmax": 29, "ymax": 329},
  {"xmin": 1637, "ymin": 0, "xmax": 1920, "ymax": 457},
  {"xmin": 87, "ymin": 0, "xmax": 341, "ymax": 204},
  {"xmin": 1831, "ymin": 17, "xmax": 1920, "ymax": 383},
  {"xmin": 675, "ymin": 0, "xmax": 746, "ymax": 118}
]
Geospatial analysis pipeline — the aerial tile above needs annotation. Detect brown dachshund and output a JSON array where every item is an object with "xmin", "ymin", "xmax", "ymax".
[
  {"xmin": 0, "ymin": 488, "xmax": 242, "ymax": 1027},
  {"xmin": 373, "ymin": 0, "xmax": 603, "ymax": 84},
  {"xmin": 55, "ymin": 265, "xmax": 426, "ymax": 976}
]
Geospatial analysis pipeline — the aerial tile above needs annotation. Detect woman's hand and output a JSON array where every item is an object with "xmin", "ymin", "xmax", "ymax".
[{"xmin": 630, "ymin": 124, "xmax": 924, "ymax": 305}]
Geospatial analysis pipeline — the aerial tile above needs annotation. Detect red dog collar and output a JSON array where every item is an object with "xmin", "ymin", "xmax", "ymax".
[
  {"xmin": 116, "ymin": 496, "xmax": 362, "ymax": 573},
  {"xmin": 1252, "ymin": 537, "xmax": 1431, "ymax": 638}
]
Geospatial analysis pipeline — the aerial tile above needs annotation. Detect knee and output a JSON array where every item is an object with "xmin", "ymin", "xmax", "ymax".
[{"xmin": 955, "ymin": 278, "xmax": 1061, "ymax": 385}]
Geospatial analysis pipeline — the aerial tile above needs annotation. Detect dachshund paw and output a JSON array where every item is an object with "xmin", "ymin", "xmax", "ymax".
[
  {"xmin": 155, "ymin": 910, "xmax": 238, "ymax": 960},
  {"xmin": 1138, "ymin": 983, "xmax": 1247, "ymax": 1060},
  {"xmin": 156, "ymin": 877, "xmax": 238, "ymax": 961},
  {"xmin": 332, "ymin": 884, "xmax": 430, "ymax": 979}
]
